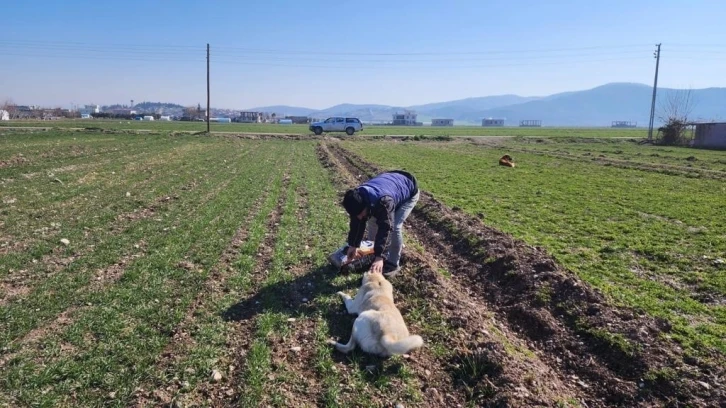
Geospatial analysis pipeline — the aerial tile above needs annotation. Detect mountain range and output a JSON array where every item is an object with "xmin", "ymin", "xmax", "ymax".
[{"xmin": 248, "ymin": 83, "xmax": 726, "ymax": 126}]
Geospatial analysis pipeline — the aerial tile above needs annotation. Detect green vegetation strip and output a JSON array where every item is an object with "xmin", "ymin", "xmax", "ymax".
[
  {"xmin": 1, "ymin": 132, "xmax": 253, "ymax": 280},
  {"xmin": 0, "ymin": 139, "xmax": 282, "ymax": 406},
  {"xmin": 1, "ymin": 139, "xmax": 256, "ymax": 345},
  {"xmin": 502, "ymin": 137, "xmax": 726, "ymax": 173},
  {"xmin": 1, "ymin": 119, "xmax": 647, "ymax": 138},
  {"xmin": 345, "ymin": 140, "xmax": 726, "ymax": 357}
]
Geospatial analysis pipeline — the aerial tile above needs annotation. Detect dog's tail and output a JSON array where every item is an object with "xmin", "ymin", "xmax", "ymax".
[{"xmin": 381, "ymin": 334, "xmax": 424, "ymax": 355}]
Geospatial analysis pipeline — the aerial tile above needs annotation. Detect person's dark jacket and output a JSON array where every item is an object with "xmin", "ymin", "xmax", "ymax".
[{"xmin": 347, "ymin": 170, "xmax": 418, "ymax": 259}]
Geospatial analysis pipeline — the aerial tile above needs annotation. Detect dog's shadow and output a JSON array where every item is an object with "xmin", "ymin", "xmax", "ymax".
[{"xmin": 221, "ymin": 263, "xmax": 407, "ymax": 383}]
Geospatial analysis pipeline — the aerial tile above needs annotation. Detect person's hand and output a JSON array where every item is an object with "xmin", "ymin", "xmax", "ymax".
[
  {"xmin": 370, "ymin": 257, "xmax": 384, "ymax": 274},
  {"xmin": 346, "ymin": 246, "xmax": 359, "ymax": 260}
]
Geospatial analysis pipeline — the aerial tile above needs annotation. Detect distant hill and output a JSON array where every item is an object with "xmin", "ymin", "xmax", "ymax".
[
  {"xmin": 246, "ymin": 105, "xmax": 317, "ymax": 116},
  {"xmin": 312, "ymin": 104, "xmax": 406, "ymax": 123},
  {"xmin": 410, "ymin": 95, "xmax": 541, "ymax": 120},
  {"xmin": 215, "ymin": 83, "xmax": 726, "ymax": 126},
  {"xmin": 463, "ymin": 83, "xmax": 726, "ymax": 126}
]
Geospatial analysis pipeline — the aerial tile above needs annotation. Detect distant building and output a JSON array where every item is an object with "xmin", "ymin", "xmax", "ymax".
[
  {"xmin": 160, "ymin": 116, "xmax": 172, "ymax": 121},
  {"xmin": 0, "ymin": 110, "xmax": 9, "ymax": 121},
  {"xmin": 213, "ymin": 117, "xmax": 232, "ymax": 123},
  {"xmin": 392, "ymin": 110, "xmax": 418, "ymax": 126},
  {"xmin": 80, "ymin": 104, "xmax": 100, "ymax": 115},
  {"xmin": 693, "ymin": 122, "xmax": 726, "ymax": 149},
  {"xmin": 81, "ymin": 113, "xmax": 92, "ymax": 119},
  {"xmin": 237, "ymin": 111, "xmax": 263, "ymax": 123},
  {"xmin": 105, "ymin": 108, "xmax": 137, "ymax": 116},
  {"xmin": 520, "ymin": 120, "xmax": 542, "ymax": 127},
  {"xmin": 38, "ymin": 109, "xmax": 64, "ymax": 120},
  {"xmin": 482, "ymin": 118, "xmax": 504, "ymax": 127},
  {"xmin": 612, "ymin": 121, "xmax": 637, "ymax": 128},
  {"xmin": 285, "ymin": 116, "xmax": 310, "ymax": 124},
  {"xmin": 431, "ymin": 118, "xmax": 454, "ymax": 126},
  {"xmin": 143, "ymin": 115, "xmax": 155, "ymax": 121},
  {"xmin": 15, "ymin": 106, "xmax": 33, "ymax": 119}
]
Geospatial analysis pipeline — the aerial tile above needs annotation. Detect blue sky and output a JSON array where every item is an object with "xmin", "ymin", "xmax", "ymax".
[{"xmin": 1, "ymin": 0, "xmax": 725, "ymax": 109}]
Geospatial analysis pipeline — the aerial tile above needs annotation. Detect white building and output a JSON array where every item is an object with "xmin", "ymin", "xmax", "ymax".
[
  {"xmin": 482, "ymin": 118, "xmax": 504, "ymax": 127},
  {"xmin": 160, "ymin": 116, "xmax": 171, "ymax": 121},
  {"xmin": 392, "ymin": 110, "xmax": 418, "ymax": 126},
  {"xmin": 237, "ymin": 111, "xmax": 263, "ymax": 123},
  {"xmin": 693, "ymin": 122, "xmax": 726, "ymax": 149},
  {"xmin": 431, "ymin": 118, "xmax": 454, "ymax": 126},
  {"xmin": 520, "ymin": 120, "xmax": 542, "ymax": 127},
  {"xmin": 80, "ymin": 104, "xmax": 100, "ymax": 114},
  {"xmin": 143, "ymin": 116, "xmax": 155, "ymax": 121},
  {"xmin": 0, "ymin": 110, "xmax": 9, "ymax": 121}
]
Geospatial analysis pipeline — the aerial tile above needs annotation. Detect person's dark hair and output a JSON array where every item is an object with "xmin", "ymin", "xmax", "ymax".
[{"xmin": 342, "ymin": 188, "xmax": 366, "ymax": 216}]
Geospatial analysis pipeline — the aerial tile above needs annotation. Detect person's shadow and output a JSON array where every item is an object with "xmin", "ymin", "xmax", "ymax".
[{"xmin": 221, "ymin": 263, "xmax": 408, "ymax": 380}]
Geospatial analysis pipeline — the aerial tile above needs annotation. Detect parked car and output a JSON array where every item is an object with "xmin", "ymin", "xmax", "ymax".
[{"xmin": 309, "ymin": 117, "xmax": 363, "ymax": 135}]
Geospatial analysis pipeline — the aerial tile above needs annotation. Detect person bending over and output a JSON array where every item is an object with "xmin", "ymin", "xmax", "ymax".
[{"xmin": 341, "ymin": 170, "xmax": 419, "ymax": 276}]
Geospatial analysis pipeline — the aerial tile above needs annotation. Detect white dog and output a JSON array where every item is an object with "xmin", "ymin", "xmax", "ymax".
[{"xmin": 330, "ymin": 271, "xmax": 423, "ymax": 357}]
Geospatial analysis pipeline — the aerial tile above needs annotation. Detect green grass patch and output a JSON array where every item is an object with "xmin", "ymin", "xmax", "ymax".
[
  {"xmin": 1, "ymin": 119, "xmax": 648, "ymax": 138},
  {"xmin": 345, "ymin": 139, "xmax": 726, "ymax": 357}
]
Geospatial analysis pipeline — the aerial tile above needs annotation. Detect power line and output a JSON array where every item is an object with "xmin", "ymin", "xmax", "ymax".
[
  {"xmin": 0, "ymin": 40, "xmax": 652, "ymax": 56},
  {"xmin": 211, "ymin": 50, "xmax": 652, "ymax": 62},
  {"xmin": 0, "ymin": 39, "xmax": 201, "ymax": 50},
  {"xmin": 2, "ymin": 40, "xmax": 723, "ymax": 74},
  {"xmin": 0, "ymin": 44, "xmax": 652, "ymax": 61},
  {"xmin": 0, "ymin": 41, "xmax": 655, "ymax": 67},
  {"xmin": 211, "ymin": 57, "xmax": 648, "ymax": 69},
  {"xmin": 667, "ymin": 43, "xmax": 726, "ymax": 48},
  {"xmin": 212, "ymin": 44, "xmax": 654, "ymax": 56},
  {"xmin": 0, "ymin": 51, "xmax": 647, "ymax": 69},
  {"xmin": 2, "ymin": 39, "xmax": 725, "ymax": 58},
  {"xmin": 0, "ymin": 51, "xmax": 202, "ymax": 63}
]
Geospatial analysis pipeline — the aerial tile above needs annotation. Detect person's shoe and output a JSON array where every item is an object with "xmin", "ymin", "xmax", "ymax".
[{"xmin": 383, "ymin": 262, "xmax": 401, "ymax": 277}]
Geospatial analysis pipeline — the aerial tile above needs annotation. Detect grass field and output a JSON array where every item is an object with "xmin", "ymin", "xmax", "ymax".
[
  {"xmin": 1, "ymin": 129, "xmax": 723, "ymax": 407},
  {"xmin": 345, "ymin": 139, "xmax": 726, "ymax": 356},
  {"xmin": 0, "ymin": 119, "xmax": 648, "ymax": 138},
  {"xmin": 1, "ymin": 130, "xmax": 476, "ymax": 407}
]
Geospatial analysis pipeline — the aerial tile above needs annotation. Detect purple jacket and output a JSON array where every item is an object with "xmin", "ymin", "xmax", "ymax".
[{"xmin": 347, "ymin": 170, "xmax": 418, "ymax": 259}]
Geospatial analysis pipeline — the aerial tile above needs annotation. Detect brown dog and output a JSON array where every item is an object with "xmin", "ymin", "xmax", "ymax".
[{"xmin": 499, "ymin": 154, "xmax": 515, "ymax": 167}]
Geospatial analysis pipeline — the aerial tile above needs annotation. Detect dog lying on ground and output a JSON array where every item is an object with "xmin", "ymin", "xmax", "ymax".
[
  {"xmin": 330, "ymin": 271, "xmax": 423, "ymax": 357},
  {"xmin": 499, "ymin": 154, "xmax": 515, "ymax": 167}
]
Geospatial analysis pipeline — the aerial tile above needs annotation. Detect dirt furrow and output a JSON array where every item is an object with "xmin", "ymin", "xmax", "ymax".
[
  {"xmin": 321, "ymin": 142, "xmax": 724, "ymax": 407},
  {"xmin": 249, "ymin": 182, "xmax": 332, "ymax": 406},
  {"xmin": 196, "ymin": 172, "xmax": 292, "ymax": 406},
  {"xmin": 266, "ymin": 184, "xmax": 324, "ymax": 399},
  {"xmin": 129, "ymin": 179, "xmax": 276, "ymax": 407},
  {"xmin": 318, "ymin": 142, "xmax": 587, "ymax": 406}
]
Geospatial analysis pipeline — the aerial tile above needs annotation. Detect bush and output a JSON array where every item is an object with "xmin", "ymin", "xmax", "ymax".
[{"xmin": 656, "ymin": 119, "xmax": 690, "ymax": 146}]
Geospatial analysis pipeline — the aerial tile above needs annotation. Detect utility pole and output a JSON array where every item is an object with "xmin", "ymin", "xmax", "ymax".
[
  {"xmin": 647, "ymin": 43, "xmax": 661, "ymax": 142},
  {"xmin": 206, "ymin": 43, "xmax": 211, "ymax": 134}
]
